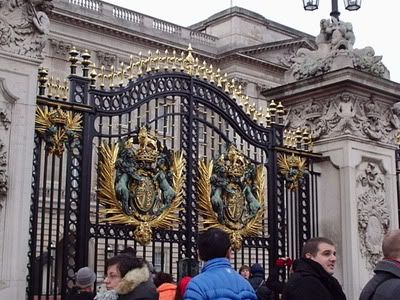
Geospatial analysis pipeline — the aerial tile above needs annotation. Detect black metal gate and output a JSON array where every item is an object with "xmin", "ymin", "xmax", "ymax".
[{"xmin": 27, "ymin": 47, "xmax": 320, "ymax": 299}]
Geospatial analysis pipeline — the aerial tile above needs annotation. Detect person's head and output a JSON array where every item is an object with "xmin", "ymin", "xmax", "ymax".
[
  {"xmin": 198, "ymin": 228, "xmax": 231, "ymax": 261},
  {"xmin": 383, "ymin": 229, "xmax": 400, "ymax": 260},
  {"xmin": 250, "ymin": 263, "xmax": 265, "ymax": 278},
  {"xmin": 104, "ymin": 254, "xmax": 145, "ymax": 290},
  {"xmin": 75, "ymin": 267, "xmax": 96, "ymax": 291},
  {"xmin": 239, "ymin": 265, "xmax": 250, "ymax": 279},
  {"xmin": 302, "ymin": 237, "xmax": 336, "ymax": 275},
  {"xmin": 119, "ymin": 246, "xmax": 136, "ymax": 257},
  {"xmin": 153, "ymin": 271, "xmax": 174, "ymax": 288}
]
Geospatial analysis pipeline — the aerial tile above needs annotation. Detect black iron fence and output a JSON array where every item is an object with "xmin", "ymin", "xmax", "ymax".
[{"xmin": 27, "ymin": 48, "xmax": 320, "ymax": 299}]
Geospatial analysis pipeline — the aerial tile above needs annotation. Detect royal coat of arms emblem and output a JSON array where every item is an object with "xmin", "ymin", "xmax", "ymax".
[
  {"xmin": 197, "ymin": 144, "xmax": 265, "ymax": 250},
  {"xmin": 97, "ymin": 126, "xmax": 185, "ymax": 246}
]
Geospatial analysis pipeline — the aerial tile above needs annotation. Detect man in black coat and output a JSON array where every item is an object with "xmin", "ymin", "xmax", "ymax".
[{"xmin": 282, "ymin": 237, "xmax": 346, "ymax": 300}]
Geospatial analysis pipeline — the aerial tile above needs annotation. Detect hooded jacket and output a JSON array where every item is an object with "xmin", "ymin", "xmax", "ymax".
[
  {"xmin": 282, "ymin": 258, "xmax": 346, "ymax": 300},
  {"xmin": 359, "ymin": 259, "xmax": 400, "ymax": 300},
  {"xmin": 115, "ymin": 265, "xmax": 159, "ymax": 300},
  {"xmin": 157, "ymin": 283, "xmax": 177, "ymax": 300},
  {"xmin": 184, "ymin": 257, "xmax": 257, "ymax": 300},
  {"xmin": 248, "ymin": 263, "xmax": 272, "ymax": 300}
]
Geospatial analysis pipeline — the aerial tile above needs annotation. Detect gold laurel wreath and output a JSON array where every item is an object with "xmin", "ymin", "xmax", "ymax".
[
  {"xmin": 97, "ymin": 142, "xmax": 185, "ymax": 245},
  {"xmin": 35, "ymin": 106, "xmax": 82, "ymax": 156},
  {"xmin": 197, "ymin": 159, "xmax": 265, "ymax": 250},
  {"xmin": 277, "ymin": 153, "xmax": 307, "ymax": 190}
]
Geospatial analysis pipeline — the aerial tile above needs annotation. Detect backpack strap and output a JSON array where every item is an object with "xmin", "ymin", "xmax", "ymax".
[{"xmin": 256, "ymin": 280, "xmax": 265, "ymax": 292}]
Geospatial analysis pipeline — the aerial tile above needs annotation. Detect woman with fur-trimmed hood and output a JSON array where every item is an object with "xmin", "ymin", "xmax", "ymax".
[{"xmin": 101, "ymin": 254, "xmax": 159, "ymax": 300}]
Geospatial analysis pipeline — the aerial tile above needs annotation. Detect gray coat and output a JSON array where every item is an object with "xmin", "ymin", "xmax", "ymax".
[{"xmin": 359, "ymin": 260, "xmax": 400, "ymax": 300}]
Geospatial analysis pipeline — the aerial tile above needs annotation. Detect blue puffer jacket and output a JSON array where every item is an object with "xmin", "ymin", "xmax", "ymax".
[{"xmin": 184, "ymin": 257, "xmax": 257, "ymax": 300}]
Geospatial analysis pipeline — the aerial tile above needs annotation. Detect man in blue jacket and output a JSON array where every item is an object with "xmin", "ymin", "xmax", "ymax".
[{"xmin": 184, "ymin": 228, "xmax": 257, "ymax": 300}]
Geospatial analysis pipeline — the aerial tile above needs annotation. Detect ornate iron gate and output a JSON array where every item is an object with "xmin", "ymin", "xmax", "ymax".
[{"xmin": 27, "ymin": 47, "xmax": 320, "ymax": 299}]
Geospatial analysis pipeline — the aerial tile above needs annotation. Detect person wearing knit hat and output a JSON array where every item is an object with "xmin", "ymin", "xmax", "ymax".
[
  {"xmin": 249, "ymin": 263, "xmax": 272, "ymax": 300},
  {"xmin": 66, "ymin": 266, "xmax": 96, "ymax": 300}
]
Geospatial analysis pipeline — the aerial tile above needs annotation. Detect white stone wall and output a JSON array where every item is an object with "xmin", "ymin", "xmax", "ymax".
[
  {"xmin": 315, "ymin": 138, "xmax": 398, "ymax": 300},
  {"xmin": 0, "ymin": 51, "xmax": 41, "ymax": 299}
]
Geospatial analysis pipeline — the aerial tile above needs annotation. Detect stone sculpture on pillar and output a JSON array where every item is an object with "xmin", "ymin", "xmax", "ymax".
[
  {"xmin": 285, "ymin": 17, "xmax": 389, "ymax": 82},
  {"xmin": 356, "ymin": 162, "xmax": 390, "ymax": 271},
  {"xmin": 285, "ymin": 93, "xmax": 400, "ymax": 145},
  {"xmin": 0, "ymin": 0, "xmax": 53, "ymax": 58}
]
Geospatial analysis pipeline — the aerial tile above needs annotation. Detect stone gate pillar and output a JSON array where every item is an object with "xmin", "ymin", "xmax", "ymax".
[
  {"xmin": 0, "ymin": 1, "xmax": 52, "ymax": 299},
  {"xmin": 263, "ymin": 68, "xmax": 400, "ymax": 300}
]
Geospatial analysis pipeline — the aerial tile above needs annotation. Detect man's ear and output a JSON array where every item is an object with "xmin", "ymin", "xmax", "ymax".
[
  {"xmin": 305, "ymin": 253, "xmax": 312, "ymax": 259},
  {"xmin": 226, "ymin": 247, "xmax": 232, "ymax": 259}
]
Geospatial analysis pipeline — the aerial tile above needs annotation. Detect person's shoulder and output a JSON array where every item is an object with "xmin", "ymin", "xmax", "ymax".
[
  {"xmin": 376, "ymin": 277, "xmax": 400, "ymax": 296},
  {"xmin": 286, "ymin": 273, "xmax": 325, "ymax": 290}
]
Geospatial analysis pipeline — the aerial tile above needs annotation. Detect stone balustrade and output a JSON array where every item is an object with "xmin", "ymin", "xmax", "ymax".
[{"xmin": 56, "ymin": 0, "xmax": 218, "ymax": 49}]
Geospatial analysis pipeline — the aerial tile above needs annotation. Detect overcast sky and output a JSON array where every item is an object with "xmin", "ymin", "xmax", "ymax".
[{"xmin": 103, "ymin": 0, "xmax": 400, "ymax": 84}]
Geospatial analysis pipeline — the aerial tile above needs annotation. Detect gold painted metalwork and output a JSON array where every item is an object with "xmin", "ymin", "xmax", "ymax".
[
  {"xmin": 197, "ymin": 144, "xmax": 265, "ymax": 250},
  {"xmin": 35, "ymin": 106, "xmax": 82, "ymax": 156},
  {"xmin": 97, "ymin": 127, "xmax": 185, "ymax": 246},
  {"xmin": 64, "ymin": 45, "xmax": 287, "ymax": 128},
  {"xmin": 277, "ymin": 153, "xmax": 307, "ymax": 190}
]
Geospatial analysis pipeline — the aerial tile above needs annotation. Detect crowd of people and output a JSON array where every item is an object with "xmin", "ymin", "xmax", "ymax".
[{"xmin": 67, "ymin": 228, "xmax": 400, "ymax": 300}]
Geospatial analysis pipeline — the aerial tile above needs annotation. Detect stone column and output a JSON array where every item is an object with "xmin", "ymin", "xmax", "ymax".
[
  {"xmin": 0, "ymin": 1, "xmax": 52, "ymax": 299},
  {"xmin": 263, "ymin": 68, "xmax": 400, "ymax": 300}
]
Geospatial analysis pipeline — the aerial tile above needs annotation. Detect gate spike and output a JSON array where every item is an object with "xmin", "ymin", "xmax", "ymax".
[
  {"xmin": 90, "ymin": 63, "xmax": 97, "ymax": 89},
  {"xmin": 119, "ymin": 62, "xmax": 125, "ymax": 87},
  {"xmin": 68, "ymin": 46, "xmax": 79, "ymax": 75},
  {"xmin": 38, "ymin": 67, "xmax": 48, "ymax": 96}
]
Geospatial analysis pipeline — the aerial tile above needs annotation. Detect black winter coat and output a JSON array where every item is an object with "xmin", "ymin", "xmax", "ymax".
[
  {"xmin": 66, "ymin": 287, "xmax": 95, "ymax": 300},
  {"xmin": 248, "ymin": 274, "xmax": 272, "ymax": 300},
  {"xmin": 282, "ymin": 258, "xmax": 346, "ymax": 300}
]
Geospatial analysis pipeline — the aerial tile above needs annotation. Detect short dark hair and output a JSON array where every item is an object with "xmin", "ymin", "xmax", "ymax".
[
  {"xmin": 239, "ymin": 265, "xmax": 250, "ymax": 273},
  {"xmin": 301, "ymin": 237, "xmax": 335, "ymax": 258},
  {"xmin": 119, "ymin": 247, "xmax": 136, "ymax": 257},
  {"xmin": 198, "ymin": 228, "xmax": 231, "ymax": 261},
  {"xmin": 153, "ymin": 271, "xmax": 174, "ymax": 287},
  {"xmin": 106, "ymin": 254, "xmax": 145, "ymax": 277}
]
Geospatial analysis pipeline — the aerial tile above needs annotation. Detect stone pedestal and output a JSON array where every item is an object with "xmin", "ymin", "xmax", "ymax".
[
  {"xmin": 315, "ymin": 138, "xmax": 397, "ymax": 299},
  {"xmin": 0, "ymin": 51, "xmax": 42, "ymax": 299},
  {"xmin": 263, "ymin": 68, "xmax": 400, "ymax": 300}
]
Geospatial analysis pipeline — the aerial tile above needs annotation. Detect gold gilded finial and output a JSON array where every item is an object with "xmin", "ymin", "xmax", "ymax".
[
  {"xmin": 81, "ymin": 50, "xmax": 91, "ymax": 77},
  {"xmin": 269, "ymin": 100, "xmax": 277, "ymax": 123},
  {"xmin": 277, "ymin": 101, "xmax": 285, "ymax": 124},
  {"xmin": 68, "ymin": 46, "xmax": 79, "ymax": 75},
  {"xmin": 295, "ymin": 127, "xmax": 302, "ymax": 150},
  {"xmin": 38, "ymin": 67, "xmax": 48, "ymax": 96},
  {"xmin": 183, "ymin": 44, "xmax": 195, "ymax": 75},
  {"xmin": 302, "ymin": 128, "xmax": 311, "ymax": 151},
  {"xmin": 90, "ymin": 63, "xmax": 97, "ymax": 89}
]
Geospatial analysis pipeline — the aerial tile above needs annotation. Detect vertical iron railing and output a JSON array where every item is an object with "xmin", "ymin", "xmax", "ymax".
[{"xmin": 27, "ymin": 68, "xmax": 320, "ymax": 299}]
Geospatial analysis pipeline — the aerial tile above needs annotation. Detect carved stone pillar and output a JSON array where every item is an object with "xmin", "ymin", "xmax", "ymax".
[
  {"xmin": 263, "ymin": 68, "xmax": 400, "ymax": 300},
  {"xmin": 0, "ymin": 1, "xmax": 52, "ymax": 299}
]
